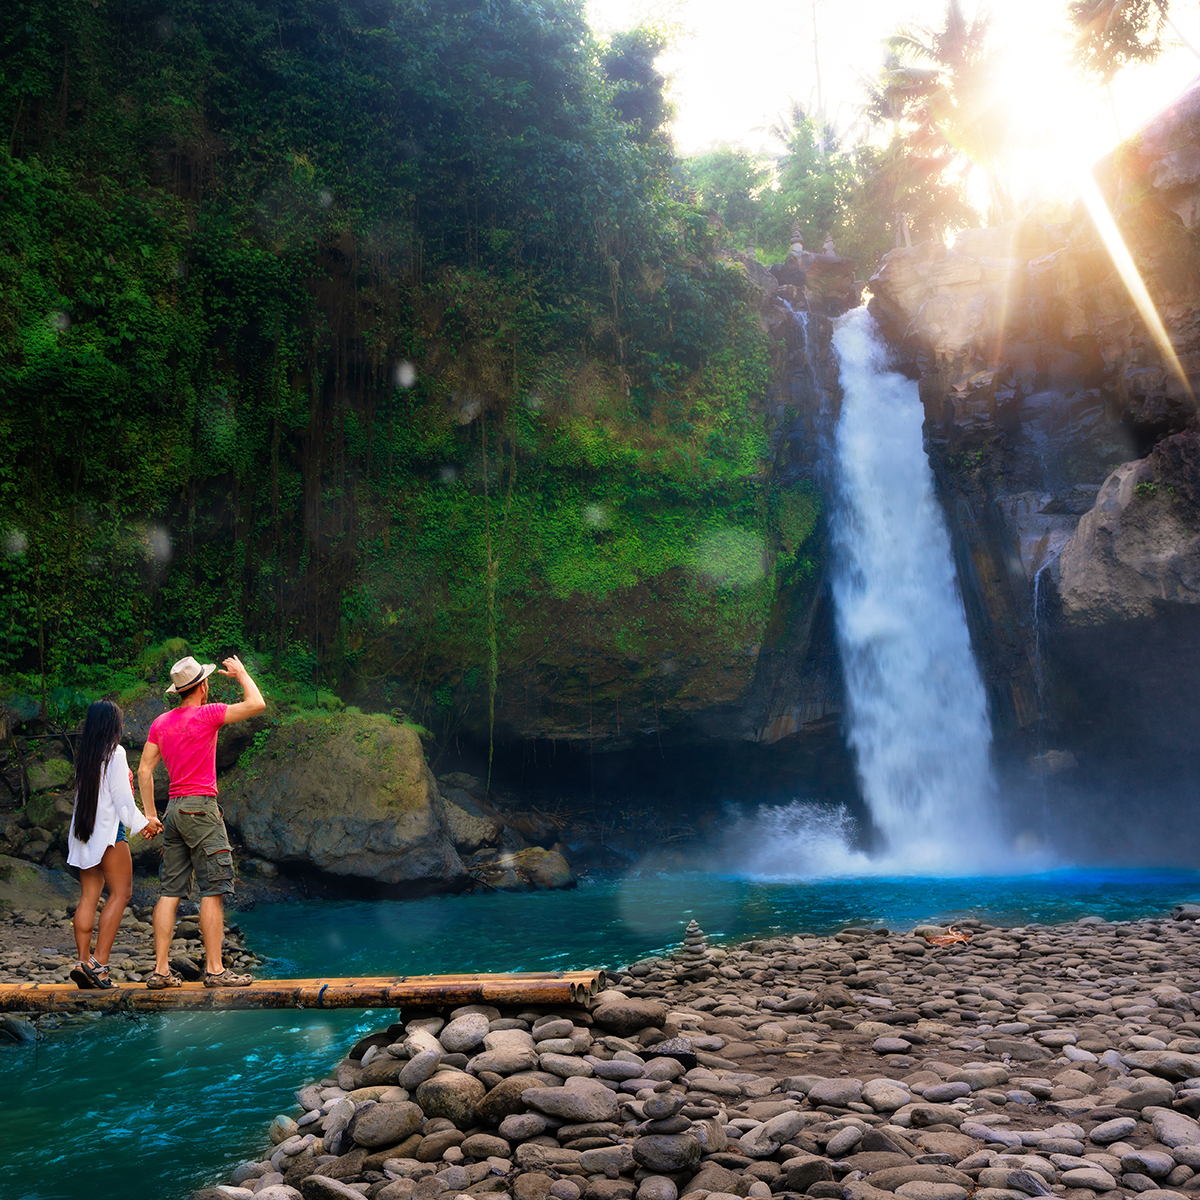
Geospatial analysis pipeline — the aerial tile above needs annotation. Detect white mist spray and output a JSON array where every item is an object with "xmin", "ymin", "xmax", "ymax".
[{"xmin": 830, "ymin": 307, "xmax": 997, "ymax": 869}]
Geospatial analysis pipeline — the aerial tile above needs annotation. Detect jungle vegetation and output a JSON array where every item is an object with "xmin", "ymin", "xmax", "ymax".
[
  {"xmin": 5, "ymin": 0, "xmax": 1152, "ymax": 753},
  {"xmin": 678, "ymin": 0, "xmax": 1019, "ymax": 262},
  {"xmin": 1, "ymin": 0, "xmax": 821, "ymax": 753}
]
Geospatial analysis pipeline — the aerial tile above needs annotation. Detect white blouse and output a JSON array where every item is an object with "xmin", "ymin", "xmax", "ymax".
[{"xmin": 66, "ymin": 744, "xmax": 149, "ymax": 869}]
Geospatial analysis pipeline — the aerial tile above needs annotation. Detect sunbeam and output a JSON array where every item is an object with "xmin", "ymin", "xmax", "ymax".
[{"xmin": 1078, "ymin": 167, "xmax": 1197, "ymax": 404}]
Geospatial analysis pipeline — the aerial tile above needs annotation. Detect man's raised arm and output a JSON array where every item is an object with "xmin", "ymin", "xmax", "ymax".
[{"xmin": 219, "ymin": 655, "xmax": 266, "ymax": 725}]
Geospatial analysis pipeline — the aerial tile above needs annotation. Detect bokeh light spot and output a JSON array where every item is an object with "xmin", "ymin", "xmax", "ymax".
[{"xmin": 692, "ymin": 528, "xmax": 766, "ymax": 588}]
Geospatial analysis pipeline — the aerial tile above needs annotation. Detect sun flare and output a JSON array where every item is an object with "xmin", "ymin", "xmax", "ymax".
[{"xmin": 588, "ymin": 0, "xmax": 1200, "ymax": 186}]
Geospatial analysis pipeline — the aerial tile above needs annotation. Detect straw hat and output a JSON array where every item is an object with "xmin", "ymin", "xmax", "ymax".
[{"xmin": 165, "ymin": 655, "xmax": 217, "ymax": 694}]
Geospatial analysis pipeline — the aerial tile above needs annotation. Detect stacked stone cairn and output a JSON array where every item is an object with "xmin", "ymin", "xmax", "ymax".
[
  {"xmin": 207, "ymin": 913, "xmax": 1200, "ymax": 1200},
  {"xmin": 676, "ymin": 923, "xmax": 712, "ymax": 982}
]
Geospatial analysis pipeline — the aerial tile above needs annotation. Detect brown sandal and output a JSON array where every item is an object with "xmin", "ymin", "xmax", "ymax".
[
  {"xmin": 145, "ymin": 970, "xmax": 184, "ymax": 990},
  {"xmin": 204, "ymin": 968, "xmax": 253, "ymax": 988}
]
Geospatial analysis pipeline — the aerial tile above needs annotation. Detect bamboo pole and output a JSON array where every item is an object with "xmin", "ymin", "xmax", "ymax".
[{"xmin": 0, "ymin": 969, "xmax": 607, "ymax": 1015}]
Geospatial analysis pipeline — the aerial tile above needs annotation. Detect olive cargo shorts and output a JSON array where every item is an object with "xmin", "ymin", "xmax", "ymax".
[{"xmin": 160, "ymin": 796, "xmax": 235, "ymax": 898}]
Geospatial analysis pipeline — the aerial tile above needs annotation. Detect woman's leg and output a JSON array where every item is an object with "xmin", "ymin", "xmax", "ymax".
[
  {"xmin": 73, "ymin": 866, "xmax": 106, "ymax": 963},
  {"xmin": 93, "ymin": 841, "xmax": 134, "ymax": 966}
]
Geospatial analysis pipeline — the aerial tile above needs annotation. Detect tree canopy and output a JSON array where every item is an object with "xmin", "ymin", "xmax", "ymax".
[
  {"xmin": 880, "ymin": 0, "xmax": 1011, "ymax": 226},
  {"xmin": 1068, "ymin": 0, "xmax": 1172, "ymax": 86},
  {"xmin": 0, "ymin": 0, "xmax": 780, "ymax": 735}
]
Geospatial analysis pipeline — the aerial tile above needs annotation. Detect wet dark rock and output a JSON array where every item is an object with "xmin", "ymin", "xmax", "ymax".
[{"xmin": 415, "ymin": 1072, "xmax": 486, "ymax": 1129}]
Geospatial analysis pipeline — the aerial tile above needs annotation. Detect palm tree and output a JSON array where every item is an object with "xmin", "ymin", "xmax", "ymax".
[
  {"xmin": 859, "ymin": 48, "xmax": 980, "ymax": 246},
  {"xmin": 1069, "ymin": 0, "xmax": 1170, "ymax": 87},
  {"xmin": 1068, "ymin": 0, "xmax": 1187, "ymax": 137},
  {"xmin": 883, "ymin": 0, "xmax": 1013, "ymax": 225}
]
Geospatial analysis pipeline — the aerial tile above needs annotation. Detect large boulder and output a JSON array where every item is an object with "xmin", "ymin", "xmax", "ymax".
[
  {"xmin": 436, "ymin": 789, "xmax": 502, "ymax": 854},
  {"xmin": 219, "ymin": 715, "xmax": 469, "ymax": 890},
  {"xmin": 1058, "ymin": 427, "xmax": 1200, "ymax": 624},
  {"xmin": 215, "ymin": 702, "xmax": 281, "ymax": 771},
  {"xmin": 0, "ymin": 854, "xmax": 78, "ymax": 910},
  {"xmin": 119, "ymin": 685, "xmax": 170, "ymax": 749},
  {"xmin": 468, "ymin": 847, "xmax": 575, "ymax": 892},
  {"xmin": 510, "ymin": 847, "xmax": 574, "ymax": 889},
  {"xmin": 118, "ymin": 673, "xmax": 278, "ymax": 767}
]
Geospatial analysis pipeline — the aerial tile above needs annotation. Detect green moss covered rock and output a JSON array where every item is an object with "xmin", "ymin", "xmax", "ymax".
[{"xmin": 219, "ymin": 714, "xmax": 468, "ymax": 890}]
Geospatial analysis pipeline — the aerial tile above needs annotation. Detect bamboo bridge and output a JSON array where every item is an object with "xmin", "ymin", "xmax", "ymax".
[{"xmin": 0, "ymin": 969, "xmax": 606, "ymax": 1014}]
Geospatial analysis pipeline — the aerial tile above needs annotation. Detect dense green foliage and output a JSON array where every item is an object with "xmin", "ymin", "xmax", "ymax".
[
  {"xmin": 0, "ymin": 0, "xmax": 791, "ymax": 736},
  {"xmin": 676, "ymin": 105, "xmax": 898, "ymax": 266}
]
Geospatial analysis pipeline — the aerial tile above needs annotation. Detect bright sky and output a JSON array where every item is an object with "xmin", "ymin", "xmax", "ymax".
[{"xmin": 586, "ymin": 0, "xmax": 1200, "ymax": 205}]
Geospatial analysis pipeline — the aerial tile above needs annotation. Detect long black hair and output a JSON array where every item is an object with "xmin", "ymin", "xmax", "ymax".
[{"xmin": 72, "ymin": 701, "xmax": 124, "ymax": 844}]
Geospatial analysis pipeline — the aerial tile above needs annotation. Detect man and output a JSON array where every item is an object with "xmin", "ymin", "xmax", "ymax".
[{"xmin": 138, "ymin": 653, "xmax": 265, "ymax": 989}]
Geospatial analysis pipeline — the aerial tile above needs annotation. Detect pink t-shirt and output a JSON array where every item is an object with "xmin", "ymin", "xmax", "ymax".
[{"xmin": 147, "ymin": 703, "xmax": 228, "ymax": 798}]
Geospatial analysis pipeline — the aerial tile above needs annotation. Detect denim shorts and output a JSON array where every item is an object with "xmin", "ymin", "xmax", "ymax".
[
  {"xmin": 116, "ymin": 823, "xmax": 128, "ymax": 844},
  {"xmin": 159, "ymin": 796, "xmax": 235, "ymax": 898}
]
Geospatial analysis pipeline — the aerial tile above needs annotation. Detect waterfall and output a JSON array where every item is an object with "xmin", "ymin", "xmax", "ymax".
[
  {"xmin": 724, "ymin": 305, "xmax": 1005, "ymax": 881},
  {"xmin": 830, "ymin": 307, "xmax": 998, "ymax": 869},
  {"xmin": 1032, "ymin": 560, "xmax": 1052, "ymax": 710}
]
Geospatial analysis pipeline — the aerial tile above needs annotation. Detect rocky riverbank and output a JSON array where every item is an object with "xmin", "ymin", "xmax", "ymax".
[
  {"xmin": 196, "ymin": 908, "xmax": 1200, "ymax": 1200},
  {"xmin": 0, "ymin": 900, "xmax": 264, "ymax": 989}
]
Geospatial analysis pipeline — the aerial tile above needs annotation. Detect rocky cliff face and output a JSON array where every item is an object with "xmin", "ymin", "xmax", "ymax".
[
  {"xmin": 872, "ymin": 75, "xmax": 1200, "ymax": 431},
  {"xmin": 727, "ymin": 247, "xmax": 860, "ymax": 748},
  {"xmin": 478, "ymin": 250, "xmax": 860, "ymax": 763},
  {"xmin": 868, "ymin": 81, "xmax": 1200, "ymax": 840}
]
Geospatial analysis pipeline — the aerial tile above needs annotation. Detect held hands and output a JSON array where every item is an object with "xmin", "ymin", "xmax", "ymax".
[{"xmin": 142, "ymin": 817, "xmax": 164, "ymax": 840}]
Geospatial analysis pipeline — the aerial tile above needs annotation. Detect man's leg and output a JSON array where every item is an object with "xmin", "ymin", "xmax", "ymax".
[
  {"xmin": 153, "ymin": 895, "xmax": 181, "ymax": 976},
  {"xmin": 198, "ymin": 893, "xmax": 224, "ymax": 975},
  {"xmin": 195, "ymin": 809, "xmax": 249, "ymax": 985}
]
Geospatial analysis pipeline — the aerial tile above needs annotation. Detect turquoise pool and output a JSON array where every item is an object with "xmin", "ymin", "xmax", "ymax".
[{"xmin": 4, "ymin": 868, "xmax": 1199, "ymax": 1200}]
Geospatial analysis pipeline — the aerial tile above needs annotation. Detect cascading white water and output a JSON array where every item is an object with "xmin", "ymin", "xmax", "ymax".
[
  {"xmin": 723, "ymin": 305, "xmax": 1011, "ymax": 881},
  {"xmin": 830, "ymin": 307, "xmax": 997, "ymax": 869}
]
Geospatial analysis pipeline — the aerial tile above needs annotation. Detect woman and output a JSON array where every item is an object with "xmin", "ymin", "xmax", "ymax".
[{"xmin": 66, "ymin": 700, "xmax": 162, "ymax": 989}]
